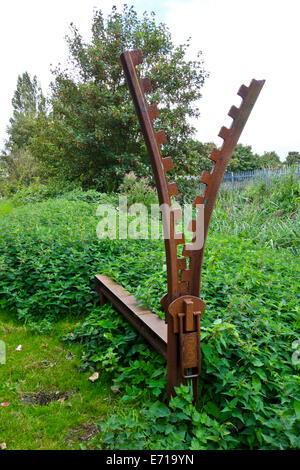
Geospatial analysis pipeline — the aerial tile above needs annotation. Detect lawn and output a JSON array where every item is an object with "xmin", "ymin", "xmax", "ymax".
[{"xmin": 0, "ymin": 310, "xmax": 122, "ymax": 450}]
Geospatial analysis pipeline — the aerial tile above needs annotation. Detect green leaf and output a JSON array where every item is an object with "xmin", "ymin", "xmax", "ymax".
[
  {"xmin": 253, "ymin": 358, "xmax": 264, "ymax": 367},
  {"xmin": 148, "ymin": 401, "xmax": 170, "ymax": 418},
  {"xmin": 252, "ymin": 376, "xmax": 262, "ymax": 392},
  {"xmin": 294, "ymin": 400, "xmax": 300, "ymax": 418}
]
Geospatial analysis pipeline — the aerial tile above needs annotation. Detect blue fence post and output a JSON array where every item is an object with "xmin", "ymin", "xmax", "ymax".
[
  {"xmin": 264, "ymin": 170, "xmax": 267, "ymax": 191},
  {"xmin": 231, "ymin": 172, "xmax": 234, "ymax": 191}
]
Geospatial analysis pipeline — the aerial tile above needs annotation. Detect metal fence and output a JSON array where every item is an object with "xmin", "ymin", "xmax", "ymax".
[
  {"xmin": 182, "ymin": 165, "xmax": 300, "ymax": 191},
  {"xmin": 222, "ymin": 165, "xmax": 300, "ymax": 190}
]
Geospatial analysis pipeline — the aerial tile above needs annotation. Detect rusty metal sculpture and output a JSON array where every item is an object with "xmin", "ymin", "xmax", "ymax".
[{"xmin": 95, "ymin": 49, "xmax": 265, "ymax": 404}]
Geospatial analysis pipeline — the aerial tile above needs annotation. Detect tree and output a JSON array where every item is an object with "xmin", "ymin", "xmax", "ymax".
[
  {"xmin": 173, "ymin": 141, "xmax": 262, "ymax": 178},
  {"xmin": 259, "ymin": 151, "xmax": 281, "ymax": 168},
  {"xmin": 227, "ymin": 144, "xmax": 261, "ymax": 172},
  {"xmin": 30, "ymin": 5, "xmax": 208, "ymax": 190},
  {"xmin": 285, "ymin": 151, "xmax": 300, "ymax": 165},
  {"xmin": 1, "ymin": 72, "xmax": 45, "ymax": 190},
  {"xmin": 4, "ymin": 72, "xmax": 45, "ymax": 153}
]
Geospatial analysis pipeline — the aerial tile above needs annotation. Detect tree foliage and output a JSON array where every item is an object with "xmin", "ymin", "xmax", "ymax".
[
  {"xmin": 285, "ymin": 151, "xmax": 300, "ymax": 165},
  {"xmin": 227, "ymin": 144, "xmax": 261, "ymax": 172},
  {"xmin": 259, "ymin": 151, "xmax": 281, "ymax": 169},
  {"xmin": 4, "ymin": 72, "xmax": 45, "ymax": 153},
  {"xmin": 30, "ymin": 5, "xmax": 208, "ymax": 190},
  {"xmin": 0, "ymin": 72, "xmax": 45, "ymax": 192},
  {"xmin": 181, "ymin": 142, "xmax": 262, "ymax": 174}
]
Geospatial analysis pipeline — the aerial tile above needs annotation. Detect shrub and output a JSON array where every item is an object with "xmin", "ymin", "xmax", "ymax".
[
  {"xmin": 0, "ymin": 149, "xmax": 41, "ymax": 197},
  {"xmin": 9, "ymin": 179, "xmax": 78, "ymax": 205},
  {"xmin": 118, "ymin": 172, "xmax": 158, "ymax": 209}
]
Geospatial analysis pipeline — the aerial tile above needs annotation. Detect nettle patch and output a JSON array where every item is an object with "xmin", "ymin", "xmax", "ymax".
[
  {"xmin": 66, "ymin": 287, "xmax": 299, "ymax": 450},
  {"xmin": 0, "ymin": 186, "xmax": 299, "ymax": 449}
]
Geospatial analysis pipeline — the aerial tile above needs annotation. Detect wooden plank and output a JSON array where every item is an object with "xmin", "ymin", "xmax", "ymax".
[{"xmin": 94, "ymin": 274, "xmax": 167, "ymax": 359}]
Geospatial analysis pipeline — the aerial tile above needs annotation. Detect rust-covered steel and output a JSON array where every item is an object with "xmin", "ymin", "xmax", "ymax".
[
  {"xmin": 95, "ymin": 275, "xmax": 167, "ymax": 358},
  {"xmin": 95, "ymin": 49, "xmax": 264, "ymax": 404}
]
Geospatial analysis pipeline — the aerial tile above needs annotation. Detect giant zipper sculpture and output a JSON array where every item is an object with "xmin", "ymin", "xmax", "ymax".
[{"xmin": 97, "ymin": 49, "xmax": 264, "ymax": 404}]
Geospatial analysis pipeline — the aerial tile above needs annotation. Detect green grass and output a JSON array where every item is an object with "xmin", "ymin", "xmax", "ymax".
[
  {"xmin": 0, "ymin": 200, "xmax": 13, "ymax": 217},
  {"xmin": 0, "ymin": 310, "xmax": 125, "ymax": 450}
]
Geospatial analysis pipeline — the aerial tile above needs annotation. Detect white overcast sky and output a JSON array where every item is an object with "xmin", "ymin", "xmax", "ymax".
[{"xmin": 0, "ymin": 0, "xmax": 299, "ymax": 160}]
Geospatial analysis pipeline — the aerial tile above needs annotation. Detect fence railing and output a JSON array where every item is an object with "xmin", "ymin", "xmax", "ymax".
[
  {"xmin": 222, "ymin": 165, "xmax": 300, "ymax": 190},
  {"xmin": 182, "ymin": 165, "xmax": 300, "ymax": 190}
]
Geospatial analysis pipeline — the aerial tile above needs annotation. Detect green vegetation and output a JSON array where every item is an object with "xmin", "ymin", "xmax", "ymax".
[
  {"xmin": 1, "ymin": 5, "xmax": 297, "ymax": 201},
  {"xmin": 1, "ymin": 5, "xmax": 208, "ymax": 193},
  {"xmin": 4, "ymin": 72, "xmax": 45, "ymax": 154},
  {"xmin": 286, "ymin": 151, "xmax": 300, "ymax": 165},
  {"xmin": 0, "ymin": 174, "xmax": 299, "ymax": 449}
]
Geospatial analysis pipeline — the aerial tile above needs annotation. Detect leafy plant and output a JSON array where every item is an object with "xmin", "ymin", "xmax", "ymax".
[
  {"xmin": 0, "ymin": 179, "xmax": 299, "ymax": 449},
  {"xmin": 118, "ymin": 171, "xmax": 158, "ymax": 209}
]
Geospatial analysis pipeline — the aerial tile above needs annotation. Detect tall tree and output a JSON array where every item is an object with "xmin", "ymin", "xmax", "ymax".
[
  {"xmin": 5, "ymin": 72, "xmax": 45, "ymax": 153},
  {"xmin": 30, "ymin": 5, "xmax": 208, "ymax": 190}
]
